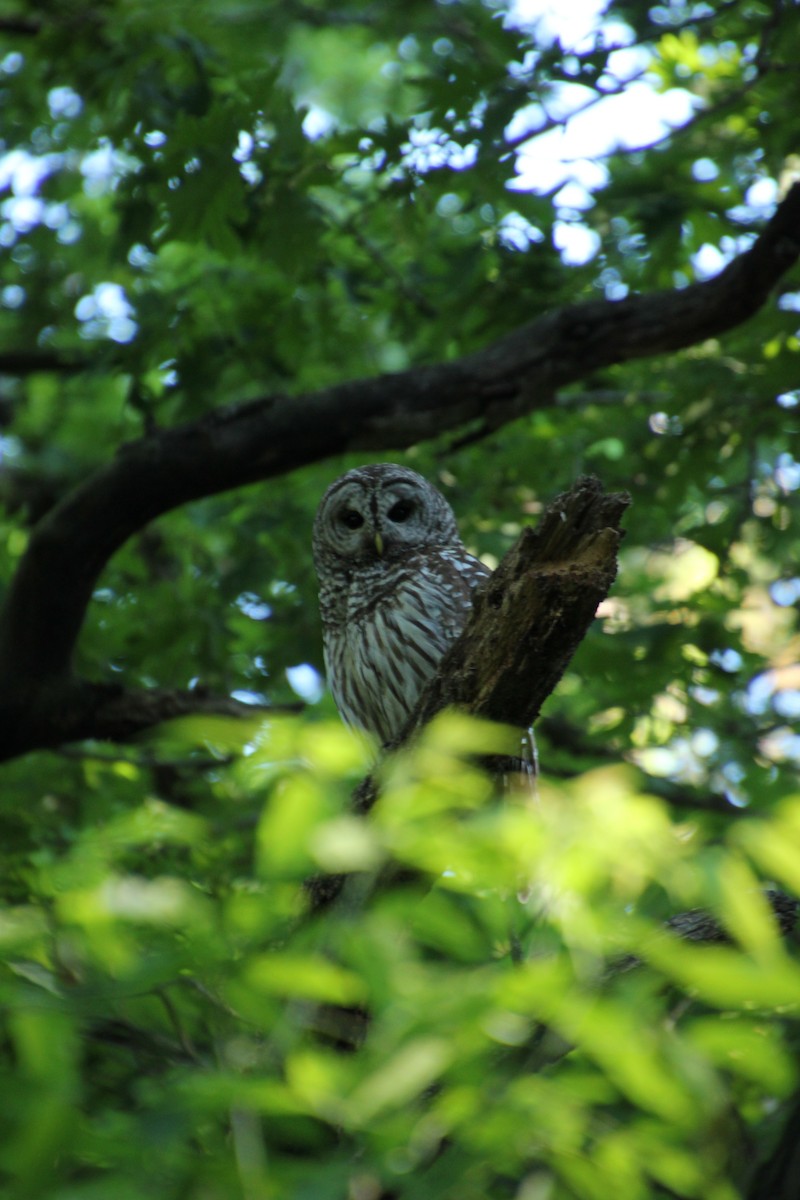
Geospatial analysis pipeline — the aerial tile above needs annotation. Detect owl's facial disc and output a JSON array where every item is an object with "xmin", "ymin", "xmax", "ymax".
[
  {"xmin": 324, "ymin": 479, "xmax": 423, "ymax": 562},
  {"xmin": 314, "ymin": 464, "xmax": 459, "ymax": 576}
]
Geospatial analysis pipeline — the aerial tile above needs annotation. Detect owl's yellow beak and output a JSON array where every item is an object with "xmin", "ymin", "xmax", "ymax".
[{"xmin": 374, "ymin": 531, "xmax": 384, "ymax": 556}]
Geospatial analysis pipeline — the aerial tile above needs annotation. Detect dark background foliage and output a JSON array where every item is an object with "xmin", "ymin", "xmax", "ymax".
[{"xmin": 1, "ymin": 1, "xmax": 799, "ymax": 1196}]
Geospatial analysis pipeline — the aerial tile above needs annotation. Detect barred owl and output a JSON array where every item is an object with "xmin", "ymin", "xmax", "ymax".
[{"xmin": 313, "ymin": 464, "xmax": 490, "ymax": 744}]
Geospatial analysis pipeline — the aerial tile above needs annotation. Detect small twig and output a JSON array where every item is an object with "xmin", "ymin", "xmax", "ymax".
[{"xmin": 157, "ymin": 986, "xmax": 203, "ymax": 1063}]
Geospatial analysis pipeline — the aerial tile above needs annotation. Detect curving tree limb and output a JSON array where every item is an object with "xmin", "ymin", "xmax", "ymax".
[{"xmin": 1, "ymin": 185, "xmax": 799, "ymax": 761}]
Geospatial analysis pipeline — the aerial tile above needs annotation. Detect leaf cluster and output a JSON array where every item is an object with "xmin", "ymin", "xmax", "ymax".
[{"xmin": 1, "ymin": 717, "xmax": 799, "ymax": 1199}]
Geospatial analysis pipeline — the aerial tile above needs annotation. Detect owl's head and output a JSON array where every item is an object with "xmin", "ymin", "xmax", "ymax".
[{"xmin": 313, "ymin": 463, "xmax": 461, "ymax": 570}]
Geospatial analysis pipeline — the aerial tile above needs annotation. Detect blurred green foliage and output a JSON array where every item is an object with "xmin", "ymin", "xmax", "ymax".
[
  {"xmin": 2, "ymin": 716, "xmax": 800, "ymax": 1198},
  {"xmin": 1, "ymin": 0, "xmax": 800, "ymax": 1196}
]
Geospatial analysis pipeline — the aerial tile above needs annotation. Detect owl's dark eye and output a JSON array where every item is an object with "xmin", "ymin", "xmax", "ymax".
[
  {"xmin": 340, "ymin": 509, "xmax": 364, "ymax": 530},
  {"xmin": 388, "ymin": 499, "xmax": 414, "ymax": 523}
]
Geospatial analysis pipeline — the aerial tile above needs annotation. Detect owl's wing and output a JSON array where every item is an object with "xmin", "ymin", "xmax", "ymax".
[{"xmin": 420, "ymin": 547, "xmax": 491, "ymax": 640}]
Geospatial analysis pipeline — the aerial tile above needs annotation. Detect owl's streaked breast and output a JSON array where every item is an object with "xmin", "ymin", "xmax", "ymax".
[{"xmin": 320, "ymin": 548, "xmax": 489, "ymax": 744}]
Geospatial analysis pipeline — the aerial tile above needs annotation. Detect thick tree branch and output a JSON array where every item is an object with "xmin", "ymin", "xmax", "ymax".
[
  {"xmin": 0, "ymin": 185, "xmax": 798, "ymax": 759},
  {"xmin": 0, "ymin": 16, "xmax": 41, "ymax": 35},
  {"xmin": 0, "ymin": 350, "xmax": 87, "ymax": 375},
  {"xmin": 411, "ymin": 478, "xmax": 628, "ymax": 735},
  {"xmin": 0, "ymin": 680, "xmax": 272, "ymax": 763}
]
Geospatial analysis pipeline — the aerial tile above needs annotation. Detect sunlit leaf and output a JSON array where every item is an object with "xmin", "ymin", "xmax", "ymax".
[
  {"xmin": 245, "ymin": 953, "xmax": 367, "ymax": 1005},
  {"xmin": 346, "ymin": 1037, "xmax": 453, "ymax": 1124},
  {"xmin": 734, "ymin": 798, "xmax": 800, "ymax": 895},
  {"xmin": 687, "ymin": 1016, "xmax": 796, "ymax": 1093},
  {"xmin": 643, "ymin": 937, "xmax": 800, "ymax": 1010}
]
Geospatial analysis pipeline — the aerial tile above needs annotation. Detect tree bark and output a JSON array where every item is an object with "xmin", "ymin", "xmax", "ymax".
[{"xmin": 404, "ymin": 476, "xmax": 629, "ymax": 738}]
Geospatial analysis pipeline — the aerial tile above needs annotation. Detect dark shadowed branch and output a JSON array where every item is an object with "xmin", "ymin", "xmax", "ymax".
[{"xmin": 0, "ymin": 184, "xmax": 799, "ymax": 761}]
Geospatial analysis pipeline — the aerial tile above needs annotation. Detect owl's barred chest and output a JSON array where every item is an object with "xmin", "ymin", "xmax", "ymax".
[
  {"xmin": 319, "ymin": 547, "xmax": 488, "ymax": 744},
  {"xmin": 319, "ymin": 550, "xmax": 480, "ymax": 630}
]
